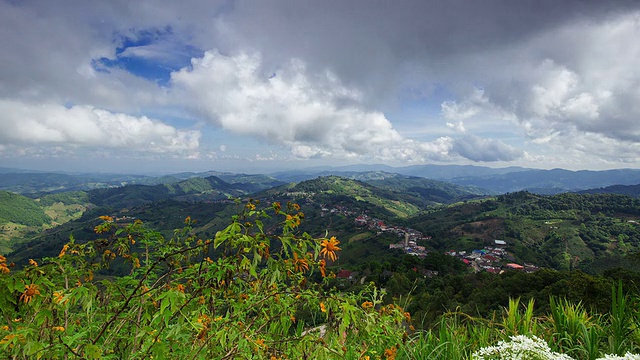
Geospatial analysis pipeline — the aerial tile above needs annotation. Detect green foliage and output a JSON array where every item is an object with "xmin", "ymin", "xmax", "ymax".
[{"xmin": 0, "ymin": 202, "xmax": 409, "ymax": 359}]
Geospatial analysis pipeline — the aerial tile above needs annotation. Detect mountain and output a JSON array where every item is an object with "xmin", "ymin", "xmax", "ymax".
[
  {"xmin": 0, "ymin": 172, "xmax": 153, "ymax": 194},
  {"xmin": 577, "ymin": 183, "xmax": 640, "ymax": 197},
  {"xmin": 364, "ymin": 173, "xmax": 493, "ymax": 203},
  {"xmin": 447, "ymin": 168, "xmax": 640, "ymax": 194},
  {"xmin": 271, "ymin": 165, "xmax": 640, "ymax": 194},
  {"xmin": 87, "ymin": 176, "xmax": 248, "ymax": 209},
  {"xmin": 269, "ymin": 164, "xmax": 531, "ymax": 183}
]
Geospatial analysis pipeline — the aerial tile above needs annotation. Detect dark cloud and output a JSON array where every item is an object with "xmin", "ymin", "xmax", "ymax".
[
  {"xmin": 2, "ymin": 0, "xmax": 640, "ymax": 170},
  {"xmin": 452, "ymin": 135, "xmax": 523, "ymax": 162}
]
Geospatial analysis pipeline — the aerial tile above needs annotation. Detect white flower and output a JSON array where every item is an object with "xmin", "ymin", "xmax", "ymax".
[
  {"xmin": 596, "ymin": 354, "xmax": 640, "ymax": 360},
  {"xmin": 472, "ymin": 335, "xmax": 573, "ymax": 360}
]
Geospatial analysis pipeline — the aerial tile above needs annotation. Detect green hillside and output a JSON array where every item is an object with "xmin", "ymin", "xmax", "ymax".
[
  {"xmin": 264, "ymin": 175, "xmax": 424, "ymax": 218},
  {"xmin": 0, "ymin": 191, "xmax": 51, "ymax": 226}
]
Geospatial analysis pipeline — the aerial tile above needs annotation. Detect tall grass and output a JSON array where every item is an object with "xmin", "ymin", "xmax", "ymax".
[{"xmin": 398, "ymin": 284, "xmax": 640, "ymax": 360}]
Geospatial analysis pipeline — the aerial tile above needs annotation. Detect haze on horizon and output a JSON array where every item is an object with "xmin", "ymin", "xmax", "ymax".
[{"xmin": 1, "ymin": 0, "xmax": 640, "ymax": 174}]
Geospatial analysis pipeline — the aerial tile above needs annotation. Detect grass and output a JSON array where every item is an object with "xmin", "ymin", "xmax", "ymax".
[{"xmin": 396, "ymin": 285, "xmax": 640, "ymax": 359}]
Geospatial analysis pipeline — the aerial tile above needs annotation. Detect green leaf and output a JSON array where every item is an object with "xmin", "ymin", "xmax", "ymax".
[{"xmin": 84, "ymin": 343, "xmax": 102, "ymax": 359}]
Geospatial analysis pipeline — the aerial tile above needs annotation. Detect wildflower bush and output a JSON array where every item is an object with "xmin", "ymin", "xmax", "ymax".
[{"xmin": 0, "ymin": 201, "xmax": 409, "ymax": 359}]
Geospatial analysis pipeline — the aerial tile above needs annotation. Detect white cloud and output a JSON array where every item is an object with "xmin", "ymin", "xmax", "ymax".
[
  {"xmin": 0, "ymin": 100, "xmax": 200, "ymax": 155},
  {"xmin": 171, "ymin": 50, "xmax": 457, "ymax": 162}
]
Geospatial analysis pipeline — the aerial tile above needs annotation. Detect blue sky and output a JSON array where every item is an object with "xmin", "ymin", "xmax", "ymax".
[{"xmin": 1, "ymin": 0, "xmax": 640, "ymax": 174}]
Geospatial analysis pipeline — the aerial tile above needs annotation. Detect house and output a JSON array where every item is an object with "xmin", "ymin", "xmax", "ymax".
[
  {"xmin": 494, "ymin": 240, "xmax": 507, "ymax": 246},
  {"xmin": 506, "ymin": 263, "xmax": 524, "ymax": 270}
]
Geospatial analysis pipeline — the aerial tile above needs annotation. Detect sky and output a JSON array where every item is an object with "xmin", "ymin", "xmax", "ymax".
[{"xmin": 1, "ymin": 0, "xmax": 640, "ymax": 174}]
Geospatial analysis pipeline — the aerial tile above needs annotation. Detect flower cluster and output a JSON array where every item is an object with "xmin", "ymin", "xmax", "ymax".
[
  {"xmin": 472, "ymin": 336, "xmax": 573, "ymax": 360},
  {"xmin": 597, "ymin": 354, "xmax": 640, "ymax": 360},
  {"xmin": 474, "ymin": 336, "xmax": 640, "ymax": 360}
]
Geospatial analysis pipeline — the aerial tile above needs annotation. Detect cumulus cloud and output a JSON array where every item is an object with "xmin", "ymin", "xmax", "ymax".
[
  {"xmin": 0, "ymin": 100, "xmax": 200, "ymax": 155},
  {"xmin": 171, "ymin": 50, "xmax": 454, "ymax": 162}
]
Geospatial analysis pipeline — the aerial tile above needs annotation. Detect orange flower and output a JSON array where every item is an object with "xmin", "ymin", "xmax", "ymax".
[
  {"xmin": 0, "ymin": 263, "xmax": 9, "ymax": 274},
  {"xmin": 384, "ymin": 347, "xmax": 397, "ymax": 360},
  {"xmin": 58, "ymin": 244, "xmax": 69, "ymax": 258},
  {"xmin": 361, "ymin": 301, "xmax": 374, "ymax": 310},
  {"xmin": 19, "ymin": 284, "xmax": 40, "ymax": 304},
  {"xmin": 103, "ymin": 249, "xmax": 116, "ymax": 260},
  {"xmin": 273, "ymin": 201, "xmax": 281, "ymax": 214},
  {"xmin": 293, "ymin": 252, "xmax": 309, "ymax": 273},
  {"xmin": 320, "ymin": 302, "xmax": 327, "ymax": 313},
  {"xmin": 98, "ymin": 215, "xmax": 113, "ymax": 222},
  {"xmin": 320, "ymin": 237, "xmax": 341, "ymax": 261},
  {"xmin": 28, "ymin": 259, "xmax": 38, "ymax": 267},
  {"xmin": 53, "ymin": 291, "xmax": 65, "ymax": 304},
  {"xmin": 404, "ymin": 311, "xmax": 411, "ymax": 322},
  {"xmin": 318, "ymin": 259, "xmax": 327, "ymax": 277}
]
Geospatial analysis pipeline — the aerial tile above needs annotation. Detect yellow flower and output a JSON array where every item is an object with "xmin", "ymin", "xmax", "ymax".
[
  {"xmin": 98, "ymin": 215, "xmax": 113, "ymax": 222},
  {"xmin": 28, "ymin": 259, "xmax": 38, "ymax": 267},
  {"xmin": 52, "ymin": 326, "xmax": 65, "ymax": 332},
  {"xmin": 19, "ymin": 284, "xmax": 40, "ymax": 304},
  {"xmin": 0, "ymin": 263, "xmax": 9, "ymax": 274},
  {"xmin": 1, "ymin": 325, "xmax": 8, "ymax": 331},
  {"xmin": 320, "ymin": 237, "xmax": 341, "ymax": 261}
]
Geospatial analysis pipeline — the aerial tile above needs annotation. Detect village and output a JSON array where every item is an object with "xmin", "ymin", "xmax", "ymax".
[{"xmin": 321, "ymin": 208, "xmax": 540, "ymax": 275}]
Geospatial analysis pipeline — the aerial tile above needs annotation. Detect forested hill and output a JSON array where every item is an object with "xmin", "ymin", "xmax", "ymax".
[
  {"xmin": 365, "ymin": 174, "xmax": 492, "ymax": 202},
  {"xmin": 87, "ymin": 176, "xmax": 247, "ymax": 208},
  {"xmin": 409, "ymin": 191, "xmax": 640, "ymax": 271},
  {"xmin": 577, "ymin": 183, "xmax": 640, "ymax": 197}
]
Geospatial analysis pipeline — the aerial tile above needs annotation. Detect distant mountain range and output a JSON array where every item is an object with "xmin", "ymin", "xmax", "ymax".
[{"xmin": 3, "ymin": 164, "xmax": 640, "ymax": 196}]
